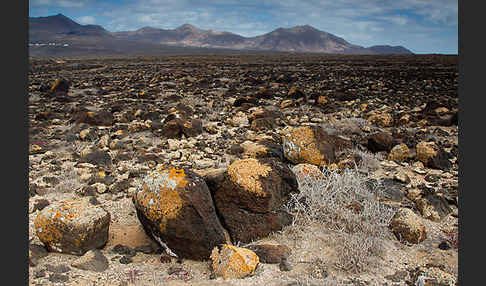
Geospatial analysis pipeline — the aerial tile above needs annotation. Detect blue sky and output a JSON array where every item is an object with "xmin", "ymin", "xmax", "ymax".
[{"xmin": 29, "ymin": 0, "xmax": 458, "ymax": 54}]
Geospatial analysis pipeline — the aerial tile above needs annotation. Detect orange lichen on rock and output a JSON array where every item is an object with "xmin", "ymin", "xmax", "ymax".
[
  {"xmin": 292, "ymin": 163, "xmax": 323, "ymax": 181},
  {"xmin": 34, "ymin": 198, "xmax": 110, "ymax": 255},
  {"xmin": 368, "ymin": 112, "xmax": 392, "ymax": 127},
  {"xmin": 210, "ymin": 244, "xmax": 259, "ymax": 279},
  {"xmin": 134, "ymin": 166, "xmax": 189, "ymax": 231},
  {"xmin": 227, "ymin": 158, "xmax": 271, "ymax": 196},
  {"xmin": 282, "ymin": 126, "xmax": 326, "ymax": 166}
]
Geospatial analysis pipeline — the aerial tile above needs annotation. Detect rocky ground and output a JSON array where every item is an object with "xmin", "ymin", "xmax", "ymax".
[{"xmin": 28, "ymin": 54, "xmax": 459, "ymax": 285}]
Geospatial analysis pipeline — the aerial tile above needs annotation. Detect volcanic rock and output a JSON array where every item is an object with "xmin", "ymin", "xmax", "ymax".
[
  {"xmin": 388, "ymin": 143, "xmax": 410, "ymax": 162},
  {"xmin": 416, "ymin": 141, "xmax": 452, "ymax": 171},
  {"xmin": 366, "ymin": 132, "xmax": 394, "ymax": 153},
  {"xmin": 71, "ymin": 249, "xmax": 109, "ymax": 272},
  {"xmin": 390, "ymin": 208, "xmax": 427, "ymax": 244},
  {"xmin": 132, "ymin": 165, "xmax": 229, "ymax": 260},
  {"xmin": 246, "ymin": 243, "xmax": 291, "ymax": 264},
  {"xmin": 282, "ymin": 125, "xmax": 350, "ymax": 166},
  {"xmin": 210, "ymin": 244, "xmax": 259, "ymax": 279},
  {"xmin": 211, "ymin": 158, "xmax": 298, "ymax": 243},
  {"xmin": 34, "ymin": 197, "xmax": 110, "ymax": 255}
]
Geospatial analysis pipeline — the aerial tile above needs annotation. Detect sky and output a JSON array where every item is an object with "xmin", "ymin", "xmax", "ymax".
[{"xmin": 29, "ymin": 0, "xmax": 458, "ymax": 54}]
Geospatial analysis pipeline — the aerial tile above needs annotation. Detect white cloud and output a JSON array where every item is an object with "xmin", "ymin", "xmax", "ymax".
[{"xmin": 77, "ymin": 15, "xmax": 95, "ymax": 25}]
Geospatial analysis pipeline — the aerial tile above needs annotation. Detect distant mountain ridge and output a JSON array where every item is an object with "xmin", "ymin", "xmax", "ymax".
[{"xmin": 29, "ymin": 14, "xmax": 414, "ymax": 56}]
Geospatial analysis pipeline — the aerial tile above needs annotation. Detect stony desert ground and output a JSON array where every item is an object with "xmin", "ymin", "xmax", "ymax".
[{"xmin": 28, "ymin": 54, "xmax": 459, "ymax": 285}]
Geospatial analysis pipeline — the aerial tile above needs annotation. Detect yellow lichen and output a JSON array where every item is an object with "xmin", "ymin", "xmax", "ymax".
[
  {"xmin": 135, "ymin": 166, "xmax": 188, "ymax": 232},
  {"xmin": 283, "ymin": 126, "xmax": 327, "ymax": 166},
  {"xmin": 227, "ymin": 159, "xmax": 271, "ymax": 196},
  {"xmin": 211, "ymin": 244, "xmax": 259, "ymax": 279}
]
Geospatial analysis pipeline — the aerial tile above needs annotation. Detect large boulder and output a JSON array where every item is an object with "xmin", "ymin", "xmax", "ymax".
[
  {"xmin": 211, "ymin": 158, "xmax": 298, "ymax": 243},
  {"xmin": 34, "ymin": 197, "xmax": 110, "ymax": 255},
  {"xmin": 210, "ymin": 244, "xmax": 259, "ymax": 279},
  {"xmin": 132, "ymin": 165, "xmax": 229, "ymax": 260},
  {"xmin": 282, "ymin": 125, "xmax": 350, "ymax": 166}
]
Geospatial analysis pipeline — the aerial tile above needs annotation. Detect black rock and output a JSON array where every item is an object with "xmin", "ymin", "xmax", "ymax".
[
  {"xmin": 112, "ymin": 244, "xmax": 137, "ymax": 257},
  {"xmin": 119, "ymin": 256, "xmax": 133, "ymax": 264},
  {"xmin": 438, "ymin": 241, "xmax": 452, "ymax": 250}
]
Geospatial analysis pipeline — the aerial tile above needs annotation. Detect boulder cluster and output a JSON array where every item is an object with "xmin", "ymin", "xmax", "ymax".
[{"xmin": 29, "ymin": 54, "xmax": 458, "ymax": 285}]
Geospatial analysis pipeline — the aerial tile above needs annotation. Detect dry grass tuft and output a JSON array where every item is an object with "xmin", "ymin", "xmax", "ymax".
[{"xmin": 285, "ymin": 166, "xmax": 396, "ymax": 273}]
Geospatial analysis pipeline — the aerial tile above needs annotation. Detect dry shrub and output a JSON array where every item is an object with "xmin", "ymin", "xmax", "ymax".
[
  {"xmin": 285, "ymin": 166, "xmax": 396, "ymax": 273},
  {"xmin": 54, "ymin": 167, "xmax": 83, "ymax": 193}
]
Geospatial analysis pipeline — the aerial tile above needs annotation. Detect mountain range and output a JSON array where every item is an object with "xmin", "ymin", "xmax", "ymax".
[{"xmin": 29, "ymin": 14, "xmax": 413, "ymax": 56}]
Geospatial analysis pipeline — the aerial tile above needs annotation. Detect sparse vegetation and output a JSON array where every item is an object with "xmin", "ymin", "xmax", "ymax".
[{"xmin": 285, "ymin": 165, "xmax": 397, "ymax": 273}]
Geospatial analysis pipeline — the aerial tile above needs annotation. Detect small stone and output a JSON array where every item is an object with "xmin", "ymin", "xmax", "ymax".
[
  {"xmin": 32, "ymin": 199, "xmax": 50, "ymax": 213},
  {"xmin": 390, "ymin": 208, "xmax": 427, "ymax": 244},
  {"xmin": 48, "ymin": 273, "xmax": 69, "ymax": 283},
  {"xmin": 71, "ymin": 249, "xmax": 109, "ymax": 272},
  {"xmin": 438, "ymin": 241, "xmax": 452, "ymax": 250},
  {"xmin": 246, "ymin": 243, "xmax": 292, "ymax": 264},
  {"xmin": 119, "ymin": 256, "xmax": 133, "ymax": 264},
  {"xmin": 280, "ymin": 99, "xmax": 293, "ymax": 109},
  {"xmin": 394, "ymin": 171, "xmax": 411, "ymax": 184},
  {"xmin": 112, "ymin": 244, "xmax": 137, "ymax": 257},
  {"xmin": 279, "ymin": 258, "xmax": 293, "ymax": 271},
  {"xmin": 388, "ymin": 143, "xmax": 410, "ymax": 162},
  {"xmin": 210, "ymin": 244, "xmax": 259, "ymax": 279}
]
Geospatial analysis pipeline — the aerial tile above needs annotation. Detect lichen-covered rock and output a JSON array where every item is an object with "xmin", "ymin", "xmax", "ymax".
[
  {"xmin": 34, "ymin": 197, "xmax": 110, "ymax": 255},
  {"xmin": 390, "ymin": 208, "xmax": 427, "ymax": 244},
  {"xmin": 416, "ymin": 141, "xmax": 452, "ymax": 170},
  {"xmin": 210, "ymin": 244, "xmax": 259, "ymax": 279},
  {"xmin": 212, "ymin": 158, "xmax": 298, "ymax": 243},
  {"xmin": 282, "ymin": 126, "xmax": 350, "ymax": 166},
  {"xmin": 416, "ymin": 141, "xmax": 437, "ymax": 164},
  {"xmin": 291, "ymin": 163, "xmax": 324, "ymax": 181},
  {"xmin": 132, "ymin": 165, "xmax": 229, "ymax": 260},
  {"xmin": 388, "ymin": 143, "xmax": 410, "ymax": 162},
  {"xmin": 368, "ymin": 112, "xmax": 393, "ymax": 127}
]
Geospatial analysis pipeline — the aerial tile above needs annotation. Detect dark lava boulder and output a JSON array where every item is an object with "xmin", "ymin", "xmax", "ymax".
[
  {"xmin": 132, "ymin": 165, "xmax": 229, "ymax": 260},
  {"xmin": 211, "ymin": 158, "xmax": 298, "ymax": 243}
]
